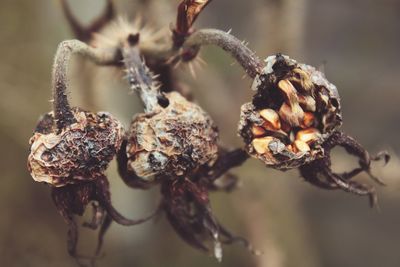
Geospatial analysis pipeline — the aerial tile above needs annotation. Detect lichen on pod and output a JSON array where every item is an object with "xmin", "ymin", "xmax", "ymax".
[{"xmin": 239, "ymin": 54, "xmax": 342, "ymax": 170}]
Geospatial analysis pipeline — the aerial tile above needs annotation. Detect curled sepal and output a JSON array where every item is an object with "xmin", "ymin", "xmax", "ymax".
[
  {"xmin": 161, "ymin": 178, "xmax": 254, "ymax": 261},
  {"xmin": 174, "ymin": 0, "xmax": 213, "ymax": 47},
  {"xmin": 299, "ymin": 131, "xmax": 389, "ymax": 208}
]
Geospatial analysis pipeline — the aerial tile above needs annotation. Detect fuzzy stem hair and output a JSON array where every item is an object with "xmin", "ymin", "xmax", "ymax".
[{"xmin": 183, "ymin": 29, "xmax": 263, "ymax": 78}]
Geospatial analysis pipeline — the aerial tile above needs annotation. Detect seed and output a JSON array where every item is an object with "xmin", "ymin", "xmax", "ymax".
[
  {"xmin": 296, "ymin": 128, "xmax": 321, "ymax": 144},
  {"xmin": 251, "ymin": 125, "xmax": 266, "ymax": 137},
  {"xmin": 298, "ymin": 95, "xmax": 316, "ymax": 112},
  {"xmin": 259, "ymin": 109, "xmax": 281, "ymax": 130},
  {"xmin": 252, "ymin": 136, "xmax": 274, "ymax": 154},
  {"xmin": 301, "ymin": 112, "xmax": 315, "ymax": 128},
  {"xmin": 293, "ymin": 140, "xmax": 311, "ymax": 153},
  {"xmin": 278, "ymin": 79, "xmax": 299, "ymax": 107},
  {"xmin": 289, "ymin": 68, "xmax": 314, "ymax": 93},
  {"xmin": 278, "ymin": 103, "xmax": 304, "ymax": 127}
]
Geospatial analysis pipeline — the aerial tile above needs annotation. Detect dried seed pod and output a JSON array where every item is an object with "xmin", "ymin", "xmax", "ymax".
[
  {"xmin": 28, "ymin": 108, "xmax": 124, "ymax": 187},
  {"xmin": 239, "ymin": 54, "xmax": 342, "ymax": 170},
  {"xmin": 127, "ymin": 92, "xmax": 219, "ymax": 179}
]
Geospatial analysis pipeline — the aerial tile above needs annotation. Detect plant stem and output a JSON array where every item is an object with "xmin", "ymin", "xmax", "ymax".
[
  {"xmin": 52, "ymin": 40, "xmax": 120, "ymax": 130},
  {"xmin": 122, "ymin": 35, "xmax": 162, "ymax": 113},
  {"xmin": 183, "ymin": 29, "xmax": 263, "ymax": 78}
]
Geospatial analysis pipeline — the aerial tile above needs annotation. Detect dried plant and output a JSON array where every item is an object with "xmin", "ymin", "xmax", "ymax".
[{"xmin": 27, "ymin": 0, "xmax": 390, "ymax": 265}]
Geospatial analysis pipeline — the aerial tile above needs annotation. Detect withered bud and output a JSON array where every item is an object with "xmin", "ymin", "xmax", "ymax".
[
  {"xmin": 239, "ymin": 54, "xmax": 342, "ymax": 170},
  {"xmin": 127, "ymin": 92, "xmax": 219, "ymax": 179},
  {"xmin": 28, "ymin": 108, "xmax": 124, "ymax": 187}
]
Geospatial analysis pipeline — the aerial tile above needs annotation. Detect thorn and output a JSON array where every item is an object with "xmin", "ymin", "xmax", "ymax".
[
  {"xmin": 226, "ymin": 28, "xmax": 232, "ymax": 34},
  {"xmin": 188, "ymin": 62, "xmax": 197, "ymax": 79},
  {"xmin": 173, "ymin": 60, "xmax": 182, "ymax": 70},
  {"xmin": 197, "ymin": 56, "xmax": 207, "ymax": 67}
]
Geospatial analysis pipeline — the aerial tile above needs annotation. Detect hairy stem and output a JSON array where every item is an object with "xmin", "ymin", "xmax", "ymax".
[
  {"xmin": 52, "ymin": 40, "xmax": 120, "ymax": 130},
  {"xmin": 122, "ymin": 35, "xmax": 164, "ymax": 112},
  {"xmin": 183, "ymin": 29, "xmax": 263, "ymax": 78}
]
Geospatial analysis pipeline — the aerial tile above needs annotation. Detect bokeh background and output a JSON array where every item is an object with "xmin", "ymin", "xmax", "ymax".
[{"xmin": 1, "ymin": 0, "xmax": 400, "ymax": 266}]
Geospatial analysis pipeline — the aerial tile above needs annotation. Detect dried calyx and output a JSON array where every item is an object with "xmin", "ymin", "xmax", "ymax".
[{"xmin": 239, "ymin": 54, "xmax": 342, "ymax": 170}]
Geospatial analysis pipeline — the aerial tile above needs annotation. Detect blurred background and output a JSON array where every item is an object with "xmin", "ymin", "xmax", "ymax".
[{"xmin": 1, "ymin": 0, "xmax": 400, "ymax": 266}]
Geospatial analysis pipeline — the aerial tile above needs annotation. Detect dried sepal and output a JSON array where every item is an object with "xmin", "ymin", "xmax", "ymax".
[
  {"xmin": 239, "ymin": 54, "xmax": 342, "ymax": 170},
  {"xmin": 127, "ymin": 92, "xmax": 219, "ymax": 179},
  {"xmin": 174, "ymin": 0, "xmax": 213, "ymax": 47},
  {"xmin": 28, "ymin": 108, "xmax": 124, "ymax": 187}
]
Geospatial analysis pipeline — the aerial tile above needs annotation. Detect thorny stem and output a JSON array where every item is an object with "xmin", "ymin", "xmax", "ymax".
[
  {"xmin": 52, "ymin": 40, "xmax": 120, "ymax": 130},
  {"xmin": 122, "ymin": 35, "xmax": 164, "ymax": 113},
  {"xmin": 183, "ymin": 29, "xmax": 263, "ymax": 78}
]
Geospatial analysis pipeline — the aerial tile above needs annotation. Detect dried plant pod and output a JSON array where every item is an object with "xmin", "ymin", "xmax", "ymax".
[
  {"xmin": 28, "ymin": 108, "xmax": 124, "ymax": 187},
  {"xmin": 127, "ymin": 92, "xmax": 219, "ymax": 180},
  {"xmin": 239, "ymin": 54, "xmax": 342, "ymax": 170}
]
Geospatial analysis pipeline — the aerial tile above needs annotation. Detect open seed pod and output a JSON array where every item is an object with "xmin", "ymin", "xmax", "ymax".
[
  {"xmin": 126, "ymin": 92, "xmax": 219, "ymax": 180},
  {"xmin": 28, "ymin": 108, "xmax": 124, "ymax": 187},
  {"xmin": 238, "ymin": 54, "xmax": 342, "ymax": 170}
]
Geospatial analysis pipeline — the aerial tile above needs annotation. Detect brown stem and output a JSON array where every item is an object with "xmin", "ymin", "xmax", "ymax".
[{"xmin": 52, "ymin": 40, "xmax": 120, "ymax": 130}]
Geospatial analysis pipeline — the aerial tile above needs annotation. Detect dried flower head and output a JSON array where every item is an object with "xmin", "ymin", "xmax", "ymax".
[
  {"xmin": 28, "ymin": 108, "xmax": 123, "ymax": 187},
  {"xmin": 126, "ymin": 91, "xmax": 219, "ymax": 180},
  {"xmin": 239, "ymin": 54, "xmax": 342, "ymax": 170}
]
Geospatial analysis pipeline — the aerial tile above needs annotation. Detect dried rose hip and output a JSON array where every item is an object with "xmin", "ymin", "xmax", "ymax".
[
  {"xmin": 28, "ymin": 108, "xmax": 124, "ymax": 187},
  {"xmin": 126, "ymin": 92, "xmax": 219, "ymax": 180},
  {"xmin": 239, "ymin": 54, "xmax": 342, "ymax": 170},
  {"xmin": 239, "ymin": 54, "xmax": 388, "ymax": 207},
  {"xmin": 26, "ymin": 39, "xmax": 157, "ymax": 261}
]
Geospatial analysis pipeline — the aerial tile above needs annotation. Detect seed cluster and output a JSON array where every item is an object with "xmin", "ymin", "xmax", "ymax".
[
  {"xmin": 239, "ymin": 54, "xmax": 342, "ymax": 170},
  {"xmin": 28, "ymin": 108, "xmax": 124, "ymax": 187}
]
